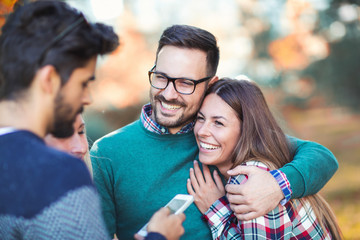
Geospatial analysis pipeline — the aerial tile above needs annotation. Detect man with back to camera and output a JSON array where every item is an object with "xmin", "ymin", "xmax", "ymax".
[
  {"xmin": 0, "ymin": 2, "xmax": 185, "ymax": 239},
  {"xmin": 90, "ymin": 24, "xmax": 338, "ymax": 239}
]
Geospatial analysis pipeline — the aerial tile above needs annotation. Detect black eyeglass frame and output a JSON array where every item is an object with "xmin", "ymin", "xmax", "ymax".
[{"xmin": 148, "ymin": 65, "xmax": 213, "ymax": 95}]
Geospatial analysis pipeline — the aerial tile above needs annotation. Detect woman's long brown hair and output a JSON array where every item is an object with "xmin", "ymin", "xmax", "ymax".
[{"xmin": 206, "ymin": 78, "xmax": 342, "ymax": 239}]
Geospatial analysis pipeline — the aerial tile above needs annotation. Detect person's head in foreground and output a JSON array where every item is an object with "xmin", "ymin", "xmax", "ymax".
[
  {"xmin": 149, "ymin": 24, "xmax": 219, "ymax": 133},
  {"xmin": 0, "ymin": 0, "xmax": 119, "ymax": 138},
  {"xmin": 0, "ymin": 1, "xmax": 119, "ymax": 239},
  {"xmin": 0, "ymin": 2, "xmax": 186, "ymax": 239},
  {"xmin": 193, "ymin": 77, "xmax": 342, "ymax": 239}
]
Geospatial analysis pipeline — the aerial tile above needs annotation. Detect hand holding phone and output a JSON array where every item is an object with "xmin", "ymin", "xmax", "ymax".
[{"xmin": 136, "ymin": 194, "xmax": 194, "ymax": 238}]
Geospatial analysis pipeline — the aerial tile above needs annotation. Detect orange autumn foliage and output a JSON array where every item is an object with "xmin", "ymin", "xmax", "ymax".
[
  {"xmin": 268, "ymin": 34, "xmax": 309, "ymax": 71},
  {"xmin": 0, "ymin": 0, "xmax": 18, "ymax": 29}
]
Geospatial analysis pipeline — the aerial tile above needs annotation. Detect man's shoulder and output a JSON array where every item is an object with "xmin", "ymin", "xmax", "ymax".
[
  {"xmin": 41, "ymin": 147, "xmax": 93, "ymax": 186},
  {"xmin": 0, "ymin": 131, "xmax": 93, "ymax": 218},
  {"xmin": 1, "ymin": 130, "xmax": 91, "ymax": 179}
]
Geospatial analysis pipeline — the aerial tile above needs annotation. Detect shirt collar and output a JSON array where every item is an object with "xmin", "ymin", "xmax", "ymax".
[
  {"xmin": 140, "ymin": 103, "xmax": 195, "ymax": 135},
  {"xmin": 0, "ymin": 127, "xmax": 17, "ymax": 136}
]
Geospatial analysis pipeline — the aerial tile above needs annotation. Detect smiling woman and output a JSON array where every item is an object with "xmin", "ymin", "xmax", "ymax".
[
  {"xmin": 187, "ymin": 77, "xmax": 342, "ymax": 239},
  {"xmin": 194, "ymin": 93, "xmax": 241, "ymax": 175}
]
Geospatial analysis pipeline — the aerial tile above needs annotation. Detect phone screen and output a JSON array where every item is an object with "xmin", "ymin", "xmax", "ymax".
[
  {"xmin": 166, "ymin": 199, "xmax": 187, "ymax": 214},
  {"xmin": 137, "ymin": 195, "xmax": 193, "ymax": 237}
]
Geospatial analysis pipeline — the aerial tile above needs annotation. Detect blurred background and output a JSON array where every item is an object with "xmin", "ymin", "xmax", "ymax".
[{"xmin": 1, "ymin": 0, "xmax": 359, "ymax": 238}]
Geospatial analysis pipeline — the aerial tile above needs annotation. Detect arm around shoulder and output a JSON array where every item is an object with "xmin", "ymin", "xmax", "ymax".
[{"xmin": 281, "ymin": 136, "xmax": 338, "ymax": 198}]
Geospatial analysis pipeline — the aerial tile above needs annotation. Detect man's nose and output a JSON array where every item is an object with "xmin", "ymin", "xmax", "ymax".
[
  {"xmin": 82, "ymin": 87, "xmax": 92, "ymax": 106},
  {"xmin": 161, "ymin": 81, "xmax": 179, "ymax": 100}
]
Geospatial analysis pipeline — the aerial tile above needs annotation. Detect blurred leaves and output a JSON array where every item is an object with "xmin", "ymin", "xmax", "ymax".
[
  {"xmin": 303, "ymin": 2, "xmax": 360, "ymax": 112},
  {"xmin": 0, "ymin": 0, "xmax": 32, "ymax": 30},
  {"xmin": 304, "ymin": 36, "xmax": 360, "ymax": 112},
  {"xmin": 254, "ymin": 1, "xmax": 360, "ymax": 112}
]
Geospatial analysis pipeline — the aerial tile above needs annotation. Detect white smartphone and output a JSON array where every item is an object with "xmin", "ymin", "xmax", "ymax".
[{"xmin": 136, "ymin": 194, "xmax": 194, "ymax": 238}]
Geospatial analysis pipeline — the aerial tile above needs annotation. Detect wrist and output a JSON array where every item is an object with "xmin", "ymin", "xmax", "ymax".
[
  {"xmin": 270, "ymin": 169, "xmax": 292, "ymax": 205},
  {"xmin": 146, "ymin": 232, "xmax": 167, "ymax": 240}
]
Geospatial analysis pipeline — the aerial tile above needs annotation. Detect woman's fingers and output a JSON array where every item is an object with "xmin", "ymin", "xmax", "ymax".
[
  {"xmin": 189, "ymin": 167, "xmax": 200, "ymax": 192},
  {"xmin": 213, "ymin": 170, "xmax": 225, "ymax": 192},
  {"xmin": 202, "ymin": 164, "xmax": 213, "ymax": 183},
  {"xmin": 193, "ymin": 161, "xmax": 205, "ymax": 186},
  {"xmin": 186, "ymin": 178, "xmax": 196, "ymax": 196}
]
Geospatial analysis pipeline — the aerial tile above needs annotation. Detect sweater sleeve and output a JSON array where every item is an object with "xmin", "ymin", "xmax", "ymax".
[
  {"xmin": 280, "ymin": 136, "xmax": 338, "ymax": 198},
  {"xmin": 145, "ymin": 232, "xmax": 167, "ymax": 240},
  {"xmin": 17, "ymin": 187, "xmax": 109, "ymax": 240},
  {"xmin": 90, "ymin": 142, "xmax": 117, "ymax": 238}
]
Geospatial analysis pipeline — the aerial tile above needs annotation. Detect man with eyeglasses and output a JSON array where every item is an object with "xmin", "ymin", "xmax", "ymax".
[
  {"xmin": 0, "ymin": 2, "xmax": 185, "ymax": 240},
  {"xmin": 91, "ymin": 25, "xmax": 338, "ymax": 239}
]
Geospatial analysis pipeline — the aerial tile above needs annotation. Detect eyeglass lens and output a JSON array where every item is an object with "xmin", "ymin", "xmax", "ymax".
[{"xmin": 150, "ymin": 72, "xmax": 195, "ymax": 94}]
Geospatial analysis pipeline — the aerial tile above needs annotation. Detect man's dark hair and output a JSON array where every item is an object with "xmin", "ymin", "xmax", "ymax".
[
  {"xmin": 156, "ymin": 25, "xmax": 219, "ymax": 76},
  {"xmin": 0, "ymin": 0, "xmax": 119, "ymax": 100}
]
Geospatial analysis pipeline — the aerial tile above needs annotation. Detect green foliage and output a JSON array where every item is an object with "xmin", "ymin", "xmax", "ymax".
[
  {"xmin": 305, "ymin": 37, "xmax": 360, "ymax": 112},
  {"xmin": 304, "ymin": 3, "xmax": 360, "ymax": 112},
  {"xmin": 331, "ymin": 0, "xmax": 360, "ymax": 5}
]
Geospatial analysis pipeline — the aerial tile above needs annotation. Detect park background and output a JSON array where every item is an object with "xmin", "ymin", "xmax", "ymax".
[{"xmin": 1, "ymin": 0, "xmax": 359, "ymax": 238}]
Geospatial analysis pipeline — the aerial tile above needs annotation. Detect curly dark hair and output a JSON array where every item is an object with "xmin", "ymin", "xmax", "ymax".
[{"xmin": 0, "ymin": 0, "xmax": 119, "ymax": 100}]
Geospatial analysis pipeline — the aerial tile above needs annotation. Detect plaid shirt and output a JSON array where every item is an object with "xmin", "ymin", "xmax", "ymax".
[
  {"xmin": 270, "ymin": 169, "xmax": 292, "ymax": 205},
  {"xmin": 203, "ymin": 161, "xmax": 331, "ymax": 240}
]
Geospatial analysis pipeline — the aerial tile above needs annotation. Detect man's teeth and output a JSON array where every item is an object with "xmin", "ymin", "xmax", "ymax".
[
  {"xmin": 200, "ymin": 142, "xmax": 220, "ymax": 150},
  {"xmin": 161, "ymin": 102, "xmax": 181, "ymax": 110}
]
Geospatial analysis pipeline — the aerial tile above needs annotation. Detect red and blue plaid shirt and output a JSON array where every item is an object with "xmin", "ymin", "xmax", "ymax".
[
  {"xmin": 203, "ymin": 161, "xmax": 332, "ymax": 240},
  {"xmin": 140, "ymin": 103, "xmax": 292, "ymax": 203}
]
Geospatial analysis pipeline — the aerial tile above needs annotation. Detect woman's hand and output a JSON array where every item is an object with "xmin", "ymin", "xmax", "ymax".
[{"xmin": 186, "ymin": 161, "xmax": 225, "ymax": 214}]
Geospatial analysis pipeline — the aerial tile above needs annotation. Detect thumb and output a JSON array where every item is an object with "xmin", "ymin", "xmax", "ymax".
[
  {"xmin": 227, "ymin": 165, "xmax": 257, "ymax": 176},
  {"xmin": 155, "ymin": 207, "xmax": 171, "ymax": 217},
  {"xmin": 161, "ymin": 207, "xmax": 171, "ymax": 216}
]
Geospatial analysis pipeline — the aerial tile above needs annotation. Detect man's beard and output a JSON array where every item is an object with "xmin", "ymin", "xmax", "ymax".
[
  {"xmin": 50, "ymin": 92, "xmax": 83, "ymax": 138},
  {"xmin": 151, "ymin": 93, "xmax": 195, "ymax": 128}
]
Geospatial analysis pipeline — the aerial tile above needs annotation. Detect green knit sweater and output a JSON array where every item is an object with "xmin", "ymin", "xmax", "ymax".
[{"xmin": 91, "ymin": 120, "xmax": 338, "ymax": 239}]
